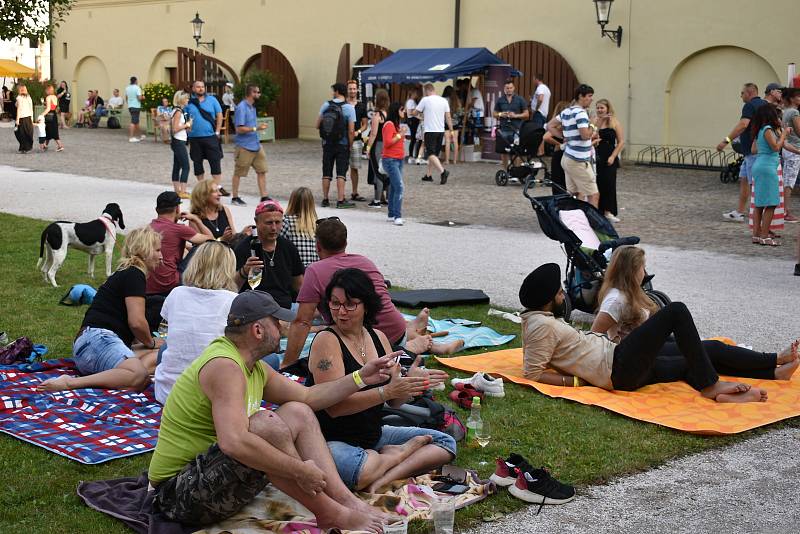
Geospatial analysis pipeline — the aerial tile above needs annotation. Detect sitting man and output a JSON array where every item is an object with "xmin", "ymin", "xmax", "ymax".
[
  {"xmin": 234, "ymin": 199, "xmax": 304, "ymax": 312},
  {"xmin": 283, "ymin": 218, "xmax": 463, "ymax": 368},
  {"xmin": 519, "ymin": 263, "xmax": 766, "ymax": 403},
  {"xmin": 148, "ymin": 290, "xmax": 394, "ymax": 533},
  {"xmin": 107, "ymin": 88, "xmax": 124, "ymax": 110},
  {"xmin": 90, "ymin": 90, "xmax": 106, "ymax": 128}
]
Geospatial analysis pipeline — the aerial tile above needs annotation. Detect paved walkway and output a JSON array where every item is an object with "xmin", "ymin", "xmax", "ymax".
[{"xmin": 1, "ymin": 161, "xmax": 799, "ymax": 532}]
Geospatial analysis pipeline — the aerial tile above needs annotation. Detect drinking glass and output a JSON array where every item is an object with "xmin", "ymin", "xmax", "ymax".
[
  {"xmin": 431, "ymin": 496, "xmax": 455, "ymax": 534},
  {"xmin": 247, "ymin": 268, "xmax": 262, "ymax": 289},
  {"xmin": 476, "ymin": 422, "xmax": 491, "ymax": 466},
  {"xmin": 382, "ymin": 519, "xmax": 408, "ymax": 534}
]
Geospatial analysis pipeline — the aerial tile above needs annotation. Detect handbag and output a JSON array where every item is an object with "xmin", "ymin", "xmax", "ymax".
[{"xmin": 0, "ymin": 337, "xmax": 47, "ymax": 365}]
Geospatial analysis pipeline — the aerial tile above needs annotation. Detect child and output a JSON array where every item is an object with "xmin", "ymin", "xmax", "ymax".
[{"xmin": 36, "ymin": 115, "xmax": 47, "ymax": 151}]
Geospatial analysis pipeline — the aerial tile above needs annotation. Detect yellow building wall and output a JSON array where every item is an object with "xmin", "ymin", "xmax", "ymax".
[{"xmin": 54, "ymin": 0, "xmax": 798, "ymax": 153}]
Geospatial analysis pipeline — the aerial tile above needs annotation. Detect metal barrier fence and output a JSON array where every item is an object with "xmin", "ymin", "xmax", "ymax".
[{"xmin": 635, "ymin": 145, "xmax": 743, "ymax": 183}]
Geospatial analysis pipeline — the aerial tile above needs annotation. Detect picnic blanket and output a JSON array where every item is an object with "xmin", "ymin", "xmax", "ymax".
[
  {"xmin": 78, "ymin": 470, "xmax": 496, "ymax": 534},
  {"xmin": 279, "ymin": 316, "xmax": 515, "ymax": 360},
  {"xmin": 436, "ymin": 348, "xmax": 800, "ymax": 435},
  {"xmin": 0, "ymin": 359, "xmax": 161, "ymax": 464}
]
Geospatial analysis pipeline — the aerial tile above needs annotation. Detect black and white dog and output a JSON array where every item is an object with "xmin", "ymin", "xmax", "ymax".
[{"xmin": 37, "ymin": 203, "xmax": 125, "ymax": 287}]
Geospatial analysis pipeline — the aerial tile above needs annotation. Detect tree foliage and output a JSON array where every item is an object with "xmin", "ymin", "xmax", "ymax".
[{"xmin": 0, "ymin": 0, "xmax": 75, "ymax": 42}]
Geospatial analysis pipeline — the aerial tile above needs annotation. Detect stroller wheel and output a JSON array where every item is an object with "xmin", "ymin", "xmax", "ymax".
[
  {"xmin": 646, "ymin": 289, "xmax": 671, "ymax": 310},
  {"xmin": 495, "ymin": 170, "xmax": 509, "ymax": 186},
  {"xmin": 562, "ymin": 291, "xmax": 573, "ymax": 323},
  {"xmin": 720, "ymin": 170, "xmax": 729, "ymax": 184}
]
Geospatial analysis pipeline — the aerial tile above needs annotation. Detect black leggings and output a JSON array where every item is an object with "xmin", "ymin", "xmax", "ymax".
[
  {"xmin": 407, "ymin": 117, "xmax": 421, "ymax": 158},
  {"xmin": 655, "ymin": 340, "xmax": 777, "ymax": 382},
  {"xmin": 611, "ymin": 302, "xmax": 718, "ymax": 391}
]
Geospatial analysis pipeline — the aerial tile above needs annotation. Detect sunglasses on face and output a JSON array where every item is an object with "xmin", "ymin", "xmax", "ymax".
[
  {"xmin": 328, "ymin": 299, "xmax": 361, "ymax": 311},
  {"xmin": 316, "ymin": 216, "xmax": 340, "ymax": 226}
]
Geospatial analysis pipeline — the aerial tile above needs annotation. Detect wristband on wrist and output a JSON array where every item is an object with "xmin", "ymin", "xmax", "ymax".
[
  {"xmin": 725, "ymin": 137, "xmax": 732, "ymax": 144},
  {"xmin": 378, "ymin": 386, "xmax": 386, "ymax": 402},
  {"xmin": 352, "ymin": 370, "xmax": 366, "ymax": 389}
]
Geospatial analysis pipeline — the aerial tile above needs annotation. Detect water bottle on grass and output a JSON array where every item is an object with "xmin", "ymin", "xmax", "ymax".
[{"xmin": 465, "ymin": 396, "xmax": 482, "ymax": 445}]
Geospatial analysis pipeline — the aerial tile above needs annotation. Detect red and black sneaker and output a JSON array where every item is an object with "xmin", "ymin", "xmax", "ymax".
[
  {"xmin": 489, "ymin": 453, "xmax": 533, "ymax": 487},
  {"xmin": 508, "ymin": 466, "xmax": 575, "ymax": 506}
]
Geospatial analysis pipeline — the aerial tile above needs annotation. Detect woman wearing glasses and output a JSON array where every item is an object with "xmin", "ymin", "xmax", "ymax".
[{"xmin": 308, "ymin": 268, "xmax": 456, "ymax": 493}]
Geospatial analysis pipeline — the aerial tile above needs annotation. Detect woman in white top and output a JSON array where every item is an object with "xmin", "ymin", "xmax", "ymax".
[
  {"xmin": 154, "ymin": 240, "xmax": 238, "ymax": 403},
  {"xmin": 170, "ymin": 91, "xmax": 193, "ymax": 198},
  {"xmin": 14, "ymin": 83, "xmax": 34, "ymax": 153},
  {"xmin": 592, "ymin": 245, "xmax": 799, "ymax": 381},
  {"xmin": 405, "ymin": 87, "xmax": 421, "ymax": 163}
]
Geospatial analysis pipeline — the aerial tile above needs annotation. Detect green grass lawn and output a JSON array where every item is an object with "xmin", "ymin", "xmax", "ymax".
[{"xmin": 1, "ymin": 211, "xmax": 795, "ymax": 533}]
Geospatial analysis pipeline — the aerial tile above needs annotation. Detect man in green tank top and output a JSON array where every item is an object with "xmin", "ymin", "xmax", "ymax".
[{"xmin": 149, "ymin": 290, "xmax": 395, "ymax": 532}]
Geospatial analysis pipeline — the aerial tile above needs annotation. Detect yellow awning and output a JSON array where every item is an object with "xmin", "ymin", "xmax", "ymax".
[{"xmin": 0, "ymin": 59, "xmax": 36, "ymax": 78}]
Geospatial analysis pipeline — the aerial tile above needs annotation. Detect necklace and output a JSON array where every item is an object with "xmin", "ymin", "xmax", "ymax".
[
  {"xmin": 263, "ymin": 244, "xmax": 277, "ymax": 267},
  {"xmin": 206, "ymin": 214, "xmax": 219, "ymax": 234},
  {"xmin": 337, "ymin": 326, "xmax": 367, "ymax": 364}
]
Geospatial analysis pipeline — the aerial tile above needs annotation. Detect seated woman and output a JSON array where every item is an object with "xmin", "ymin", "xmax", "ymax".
[
  {"xmin": 189, "ymin": 180, "xmax": 250, "ymax": 245},
  {"xmin": 154, "ymin": 241, "xmax": 238, "ymax": 403},
  {"xmin": 280, "ymin": 186, "xmax": 320, "ymax": 267},
  {"xmin": 519, "ymin": 263, "xmax": 798, "ymax": 403},
  {"xmin": 590, "ymin": 245, "xmax": 799, "ymax": 381},
  {"xmin": 156, "ymin": 97, "xmax": 173, "ymax": 143},
  {"xmin": 38, "ymin": 227, "xmax": 164, "ymax": 392},
  {"xmin": 308, "ymin": 268, "xmax": 456, "ymax": 493}
]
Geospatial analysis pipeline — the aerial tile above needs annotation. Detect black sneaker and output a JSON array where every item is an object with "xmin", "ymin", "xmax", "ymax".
[
  {"xmin": 218, "ymin": 187, "xmax": 231, "ymax": 197},
  {"xmin": 490, "ymin": 453, "xmax": 535, "ymax": 487},
  {"xmin": 440, "ymin": 170, "xmax": 450, "ymax": 185},
  {"xmin": 421, "ymin": 175, "xmax": 433, "ymax": 182},
  {"xmin": 260, "ymin": 196, "xmax": 272, "ymax": 202},
  {"xmin": 321, "ymin": 198, "xmax": 330, "ymax": 208},
  {"xmin": 336, "ymin": 200, "xmax": 355, "ymax": 209},
  {"xmin": 231, "ymin": 197, "xmax": 246, "ymax": 206},
  {"xmin": 795, "ymin": 264, "xmax": 800, "ymax": 276},
  {"xmin": 508, "ymin": 467, "xmax": 575, "ymax": 506},
  {"xmin": 367, "ymin": 200, "xmax": 382, "ymax": 208}
]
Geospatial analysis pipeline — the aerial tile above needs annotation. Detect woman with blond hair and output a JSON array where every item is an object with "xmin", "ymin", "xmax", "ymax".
[
  {"xmin": 154, "ymin": 241, "xmax": 238, "ymax": 403},
  {"xmin": 443, "ymin": 86, "xmax": 463, "ymax": 164},
  {"xmin": 591, "ymin": 245, "xmax": 799, "ymax": 382},
  {"xmin": 280, "ymin": 186, "xmax": 319, "ymax": 266},
  {"xmin": 170, "ymin": 90, "xmax": 193, "ymax": 198},
  {"xmin": 189, "ymin": 179, "xmax": 246, "ymax": 244},
  {"xmin": 594, "ymin": 99, "xmax": 624, "ymax": 222},
  {"xmin": 38, "ymin": 227, "xmax": 164, "ymax": 392}
]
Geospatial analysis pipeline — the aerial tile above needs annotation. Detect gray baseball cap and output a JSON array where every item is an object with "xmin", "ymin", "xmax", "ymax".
[
  {"xmin": 227, "ymin": 290, "xmax": 296, "ymax": 327},
  {"xmin": 765, "ymin": 82, "xmax": 782, "ymax": 93}
]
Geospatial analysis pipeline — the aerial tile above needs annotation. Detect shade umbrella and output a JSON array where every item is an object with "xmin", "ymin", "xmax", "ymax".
[{"xmin": 0, "ymin": 59, "xmax": 35, "ymax": 78}]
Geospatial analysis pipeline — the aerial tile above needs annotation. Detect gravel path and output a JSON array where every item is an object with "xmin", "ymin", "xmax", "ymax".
[{"xmin": 1, "ymin": 136, "xmax": 799, "ymax": 532}]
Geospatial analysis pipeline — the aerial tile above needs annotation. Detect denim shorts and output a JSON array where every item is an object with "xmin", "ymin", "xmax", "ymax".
[
  {"xmin": 739, "ymin": 154, "xmax": 757, "ymax": 183},
  {"xmin": 72, "ymin": 327, "xmax": 133, "ymax": 375},
  {"xmin": 327, "ymin": 425, "xmax": 457, "ymax": 489}
]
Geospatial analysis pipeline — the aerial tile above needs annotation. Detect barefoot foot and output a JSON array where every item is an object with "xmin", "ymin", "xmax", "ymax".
[
  {"xmin": 412, "ymin": 307, "xmax": 430, "ymax": 333},
  {"xmin": 716, "ymin": 387, "xmax": 768, "ymax": 403},
  {"xmin": 777, "ymin": 340, "xmax": 800, "ymax": 365},
  {"xmin": 431, "ymin": 338, "xmax": 465, "ymax": 355},
  {"xmin": 36, "ymin": 375, "xmax": 74, "ymax": 392},
  {"xmin": 317, "ymin": 507, "xmax": 384, "ymax": 533},
  {"xmin": 700, "ymin": 380, "xmax": 750, "ymax": 400},
  {"xmin": 380, "ymin": 435, "xmax": 432, "ymax": 460},
  {"xmin": 775, "ymin": 358, "xmax": 800, "ymax": 380}
]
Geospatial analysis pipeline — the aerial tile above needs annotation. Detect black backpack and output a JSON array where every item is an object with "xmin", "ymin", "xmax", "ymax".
[
  {"xmin": 319, "ymin": 100, "xmax": 346, "ymax": 143},
  {"xmin": 107, "ymin": 116, "xmax": 120, "ymax": 129},
  {"xmin": 382, "ymin": 394, "xmax": 467, "ymax": 442}
]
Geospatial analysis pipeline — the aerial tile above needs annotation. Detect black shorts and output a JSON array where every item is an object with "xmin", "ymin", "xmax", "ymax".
[
  {"xmin": 153, "ymin": 443, "xmax": 268, "ymax": 526},
  {"xmin": 129, "ymin": 108, "xmax": 141, "ymax": 125},
  {"xmin": 424, "ymin": 132, "xmax": 444, "ymax": 158},
  {"xmin": 322, "ymin": 143, "xmax": 349, "ymax": 179},
  {"xmin": 189, "ymin": 135, "xmax": 224, "ymax": 176}
]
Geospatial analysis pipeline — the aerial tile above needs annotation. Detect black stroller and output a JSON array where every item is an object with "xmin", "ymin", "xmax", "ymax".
[
  {"xmin": 495, "ymin": 121, "xmax": 548, "ymax": 186},
  {"xmin": 522, "ymin": 179, "xmax": 671, "ymax": 321}
]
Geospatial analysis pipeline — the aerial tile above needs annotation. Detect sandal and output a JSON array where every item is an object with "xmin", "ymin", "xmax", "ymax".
[
  {"xmin": 752, "ymin": 236, "xmax": 761, "ymax": 244},
  {"xmin": 760, "ymin": 237, "xmax": 781, "ymax": 246},
  {"xmin": 350, "ymin": 193, "xmax": 366, "ymax": 202},
  {"xmin": 769, "ymin": 231, "xmax": 782, "ymax": 239}
]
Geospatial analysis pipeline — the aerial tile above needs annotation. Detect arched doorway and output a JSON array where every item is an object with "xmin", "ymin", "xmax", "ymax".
[
  {"xmin": 176, "ymin": 47, "xmax": 238, "ymax": 96},
  {"xmin": 665, "ymin": 46, "xmax": 779, "ymax": 147},
  {"xmin": 148, "ymin": 49, "xmax": 177, "ymax": 86},
  {"xmin": 242, "ymin": 45, "xmax": 299, "ymax": 139},
  {"xmin": 73, "ymin": 55, "xmax": 110, "ymax": 105},
  {"xmin": 495, "ymin": 41, "xmax": 579, "ymax": 120}
]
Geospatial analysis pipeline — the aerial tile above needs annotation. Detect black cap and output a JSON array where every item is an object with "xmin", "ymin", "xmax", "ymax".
[
  {"xmin": 519, "ymin": 263, "xmax": 561, "ymax": 310},
  {"xmin": 227, "ymin": 290, "xmax": 296, "ymax": 327},
  {"xmin": 156, "ymin": 191, "xmax": 181, "ymax": 210},
  {"xmin": 332, "ymin": 82, "xmax": 347, "ymax": 96},
  {"xmin": 765, "ymin": 82, "xmax": 782, "ymax": 94}
]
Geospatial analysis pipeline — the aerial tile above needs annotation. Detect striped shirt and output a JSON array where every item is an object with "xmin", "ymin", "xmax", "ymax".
[{"xmin": 559, "ymin": 105, "xmax": 592, "ymax": 162}]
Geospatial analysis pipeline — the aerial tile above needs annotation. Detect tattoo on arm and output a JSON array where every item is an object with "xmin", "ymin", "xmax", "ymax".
[{"xmin": 317, "ymin": 358, "xmax": 332, "ymax": 371}]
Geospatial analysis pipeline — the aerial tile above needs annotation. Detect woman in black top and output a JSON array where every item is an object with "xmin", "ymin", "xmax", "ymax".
[
  {"xmin": 56, "ymin": 81, "xmax": 71, "ymax": 128},
  {"xmin": 594, "ymin": 99, "xmax": 625, "ymax": 222},
  {"xmin": 38, "ymin": 227, "xmax": 164, "ymax": 392},
  {"xmin": 366, "ymin": 89, "xmax": 389, "ymax": 208},
  {"xmin": 308, "ymin": 268, "xmax": 455, "ymax": 492},
  {"xmin": 190, "ymin": 179, "xmax": 249, "ymax": 243}
]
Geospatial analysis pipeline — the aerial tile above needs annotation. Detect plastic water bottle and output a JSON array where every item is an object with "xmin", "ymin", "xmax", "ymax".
[
  {"xmin": 465, "ymin": 397, "xmax": 482, "ymax": 445},
  {"xmin": 513, "ymin": 132, "xmax": 520, "ymax": 145}
]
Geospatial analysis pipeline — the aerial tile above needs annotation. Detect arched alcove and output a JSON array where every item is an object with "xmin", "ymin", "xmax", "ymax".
[
  {"xmin": 241, "ymin": 45, "xmax": 299, "ymax": 139},
  {"xmin": 148, "ymin": 49, "xmax": 177, "ymax": 85},
  {"xmin": 73, "ymin": 55, "xmax": 111, "ymax": 102}
]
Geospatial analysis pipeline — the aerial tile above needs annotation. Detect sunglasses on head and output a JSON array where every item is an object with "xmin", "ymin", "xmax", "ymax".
[{"xmin": 316, "ymin": 216, "xmax": 340, "ymax": 226}]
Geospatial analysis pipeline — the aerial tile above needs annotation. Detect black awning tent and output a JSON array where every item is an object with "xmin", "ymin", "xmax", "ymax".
[{"xmin": 361, "ymin": 48, "xmax": 520, "ymax": 83}]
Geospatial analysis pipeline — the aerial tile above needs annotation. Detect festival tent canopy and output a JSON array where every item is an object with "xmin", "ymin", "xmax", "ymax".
[
  {"xmin": 361, "ymin": 48, "xmax": 520, "ymax": 83},
  {"xmin": 0, "ymin": 59, "xmax": 35, "ymax": 78}
]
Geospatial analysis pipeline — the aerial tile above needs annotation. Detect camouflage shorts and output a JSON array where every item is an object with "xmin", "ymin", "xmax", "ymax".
[{"xmin": 153, "ymin": 443, "xmax": 269, "ymax": 525}]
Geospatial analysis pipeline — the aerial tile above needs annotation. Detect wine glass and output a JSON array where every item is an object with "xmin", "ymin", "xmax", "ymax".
[
  {"xmin": 476, "ymin": 421, "xmax": 491, "ymax": 466},
  {"xmin": 247, "ymin": 268, "xmax": 262, "ymax": 290}
]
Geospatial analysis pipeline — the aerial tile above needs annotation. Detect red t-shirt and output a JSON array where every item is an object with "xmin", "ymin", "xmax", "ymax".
[
  {"xmin": 147, "ymin": 218, "xmax": 197, "ymax": 294},
  {"xmin": 381, "ymin": 122, "xmax": 405, "ymax": 160},
  {"xmin": 297, "ymin": 253, "xmax": 407, "ymax": 344}
]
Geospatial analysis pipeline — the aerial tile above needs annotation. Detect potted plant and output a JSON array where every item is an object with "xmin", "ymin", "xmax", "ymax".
[
  {"xmin": 234, "ymin": 70, "xmax": 281, "ymax": 142},
  {"xmin": 141, "ymin": 82, "xmax": 175, "ymax": 134}
]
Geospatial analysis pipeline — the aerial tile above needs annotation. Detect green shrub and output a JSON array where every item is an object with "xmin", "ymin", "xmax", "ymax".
[
  {"xmin": 19, "ymin": 78, "xmax": 56, "ymax": 105},
  {"xmin": 233, "ymin": 71, "xmax": 281, "ymax": 116},
  {"xmin": 141, "ymin": 82, "xmax": 176, "ymax": 111}
]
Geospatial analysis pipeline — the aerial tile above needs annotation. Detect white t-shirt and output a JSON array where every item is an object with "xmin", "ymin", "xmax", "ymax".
[
  {"xmin": 416, "ymin": 94, "xmax": 450, "ymax": 133},
  {"xmin": 532, "ymin": 83, "xmax": 551, "ymax": 119},
  {"xmin": 36, "ymin": 120, "xmax": 46, "ymax": 138},
  {"xmin": 470, "ymin": 88, "xmax": 484, "ymax": 112},
  {"xmin": 171, "ymin": 109, "xmax": 187, "ymax": 141},
  {"xmin": 108, "ymin": 95, "xmax": 124, "ymax": 108},
  {"xmin": 154, "ymin": 286, "xmax": 237, "ymax": 404},
  {"xmin": 598, "ymin": 288, "xmax": 650, "ymax": 342},
  {"xmin": 405, "ymin": 98, "xmax": 417, "ymax": 115},
  {"xmin": 16, "ymin": 95, "xmax": 33, "ymax": 119}
]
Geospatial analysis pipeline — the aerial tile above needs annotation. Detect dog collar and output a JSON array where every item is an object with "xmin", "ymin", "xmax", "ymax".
[{"xmin": 98, "ymin": 215, "xmax": 117, "ymax": 237}]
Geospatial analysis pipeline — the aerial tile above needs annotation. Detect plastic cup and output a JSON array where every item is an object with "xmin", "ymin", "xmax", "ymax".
[
  {"xmin": 382, "ymin": 519, "xmax": 408, "ymax": 534},
  {"xmin": 431, "ymin": 496, "xmax": 455, "ymax": 534}
]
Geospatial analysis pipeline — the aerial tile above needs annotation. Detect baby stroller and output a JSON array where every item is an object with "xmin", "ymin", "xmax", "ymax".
[
  {"xmin": 495, "ymin": 121, "xmax": 548, "ymax": 186},
  {"xmin": 522, "ymin": 179, "xmax": 671, "ymax": 321},
  {"xmin": 720, "ymin": 140, "xmax": 743, "ymax": 184}
]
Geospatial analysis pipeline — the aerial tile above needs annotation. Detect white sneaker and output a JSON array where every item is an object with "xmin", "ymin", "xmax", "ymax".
[
  {"xmin": 387, "ymin": 216, "xmax": 395, "ymax": 222},
  {"xmin": 722, "ymin": 210, "xmax": 744, "ymax": 222},
  {"xmin": 407, "ymin": 157, "xmax": 416, "ymax": 164},
  {"xmin": 128, "ymin": 137, "xmax": 140, "ymax": 143},
  {"xmin": 394, "ymin": 218, "xmax": 404, "ymax": 226},
  {"xmin": 508, "ymin": 177, "xmax": 521, "ymax": 184},
  {"xmin": 451, "ymin": 372, "xmax": 505, "ymax": 397},
  {"xmin": 605, "ymin": 213, "xmax": 621, "ymax": 223},
  {"xmin": 140, "ymin": 134, "xmax": 147, "ymax": 139},
  {"xmin": 416, "ymin": 157, "xmax": 426, "ymax": 165}
]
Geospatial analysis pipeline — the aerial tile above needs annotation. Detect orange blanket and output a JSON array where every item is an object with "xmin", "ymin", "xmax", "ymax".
[{"xmin": 436, "ymin": 348, "xmax": 800, "ymax": 435}]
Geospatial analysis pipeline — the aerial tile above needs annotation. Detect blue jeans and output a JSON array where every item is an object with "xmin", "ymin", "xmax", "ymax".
[
  {"xmin": 171, "ymin": 138, "xmax": 190, "ymax": 183},
  {"xmin": 382, "ymin": 157, "xmax": 404, "ymax": 219},
  {"xmin": 327, "ymin": 425, "xmax": 457, "ymax": 489},
  {"xmin": 72, "ymin": 327, "xmax": 133, "ymax": 375}
]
